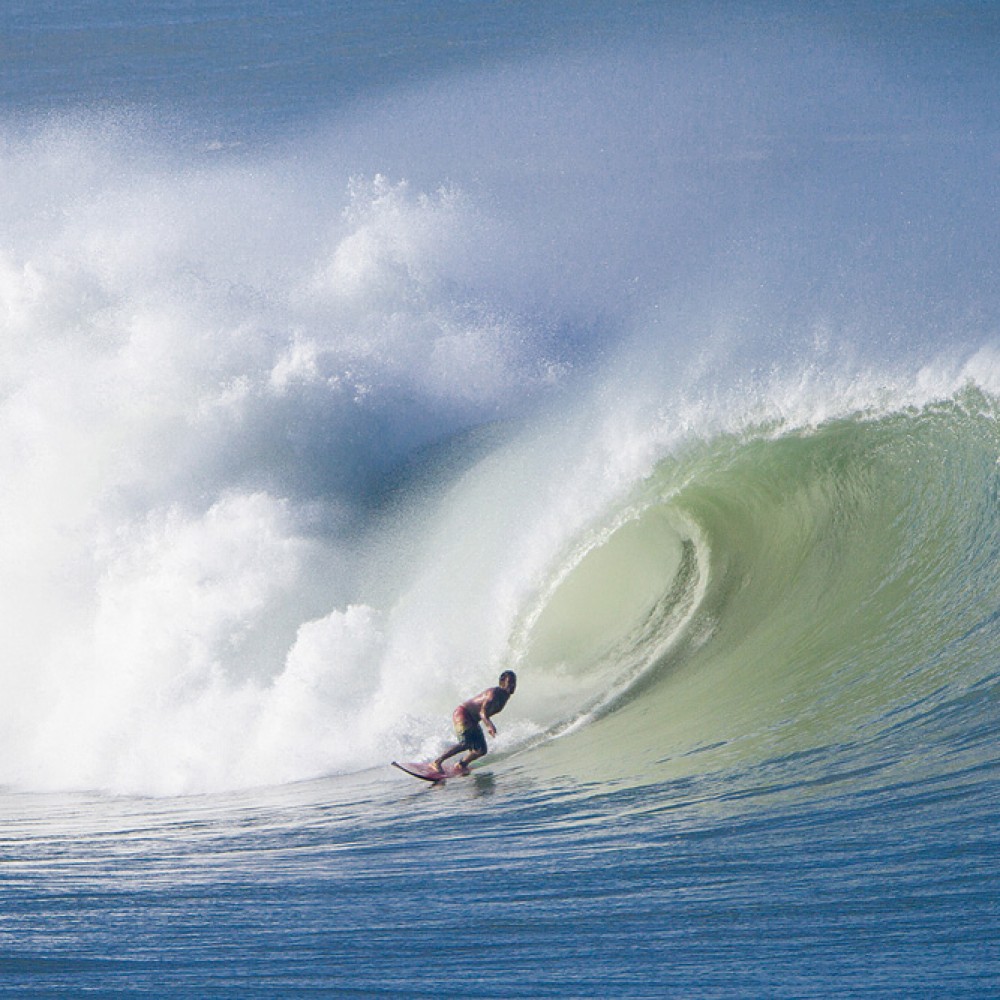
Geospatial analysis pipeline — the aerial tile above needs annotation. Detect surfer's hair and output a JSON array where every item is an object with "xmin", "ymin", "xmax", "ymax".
[{"xmin": 499, "ymin": 670, "xmax": 517, "ymax": 689}]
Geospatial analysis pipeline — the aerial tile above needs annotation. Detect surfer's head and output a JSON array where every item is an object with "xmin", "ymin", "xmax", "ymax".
[{"xmin": 499, "ymin": 670, "xmax": 517, "ymax": 694}]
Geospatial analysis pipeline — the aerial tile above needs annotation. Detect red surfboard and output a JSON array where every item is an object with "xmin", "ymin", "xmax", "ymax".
[{"xmin": 391, "ymin": 761, "xmax": 469, "ymax": 782}]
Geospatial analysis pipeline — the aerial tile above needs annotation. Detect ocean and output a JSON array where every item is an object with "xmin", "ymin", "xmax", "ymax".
[{"xmin": 1, "ymin": 1, "xmax": 999, "ymax": 996}]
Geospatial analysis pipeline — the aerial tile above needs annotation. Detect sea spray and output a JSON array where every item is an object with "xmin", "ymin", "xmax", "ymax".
[{"xmin": 0, "ymin": 126, "xmax": 573, "ymax": 792}]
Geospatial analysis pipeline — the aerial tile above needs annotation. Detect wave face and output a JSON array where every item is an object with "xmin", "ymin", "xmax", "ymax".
[{"xmin": 545, "ymin": 386, "xmax": 1000, "ymax": 780}]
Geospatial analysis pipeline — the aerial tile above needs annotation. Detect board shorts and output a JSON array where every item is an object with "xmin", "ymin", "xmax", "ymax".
[{"xmin": 452, "ymin": 708, "xmax": 487, "ymax": 755}]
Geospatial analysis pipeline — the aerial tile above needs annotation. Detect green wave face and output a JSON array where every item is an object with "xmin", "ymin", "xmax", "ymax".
[{"xmin": 515, "ymin": 388, "xmax": 1000, "ymax": 789}]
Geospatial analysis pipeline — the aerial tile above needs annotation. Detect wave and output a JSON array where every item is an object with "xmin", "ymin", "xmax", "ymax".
[
  {"xmin": 550, "ymin": 386, "xmax": 1000, "ymax": 784},
  {"xmin": 1, "ymin": 33, "xmax": 998, "ymax": 795},
  {"xmin": 4, "ymin": 350, "xmax": 998, "ymax": 795}
]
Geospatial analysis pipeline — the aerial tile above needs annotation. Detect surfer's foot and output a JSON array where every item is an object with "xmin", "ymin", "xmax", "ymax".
[{"xmin": 455, "ymin": 761, "xmax": 471, "ymax": 774}]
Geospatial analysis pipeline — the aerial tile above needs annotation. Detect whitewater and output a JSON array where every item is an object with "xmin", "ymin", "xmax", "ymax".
[{"xmin": 1, "ymin": 2, "xmax": 998, "ymax": 996}]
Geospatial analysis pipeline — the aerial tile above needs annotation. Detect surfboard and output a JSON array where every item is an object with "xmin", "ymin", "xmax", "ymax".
[{"xmin": 391, "ymin": 761, "xmax": 468, "ymax": 782}]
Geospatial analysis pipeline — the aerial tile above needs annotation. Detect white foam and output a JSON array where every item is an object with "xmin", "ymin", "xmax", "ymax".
[{"xmin": 0, "ymin": 120, "xmax": 572, "ymax": 793}]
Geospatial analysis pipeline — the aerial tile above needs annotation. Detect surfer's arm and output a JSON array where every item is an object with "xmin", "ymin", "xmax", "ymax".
[{"xmin": 472, "ymin": 690, "xmax": 498, "ymax": 736}]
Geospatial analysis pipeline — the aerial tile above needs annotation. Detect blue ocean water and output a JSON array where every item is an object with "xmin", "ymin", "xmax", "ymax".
[{"xmin": 2, "ymin": 2, "xmax": 999, "ymax": 996}]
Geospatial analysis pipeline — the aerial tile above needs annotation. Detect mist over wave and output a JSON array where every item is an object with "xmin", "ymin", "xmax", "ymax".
[{"xmin": 1, "ymin": 25, "xmax": 997, "ymax": 794}]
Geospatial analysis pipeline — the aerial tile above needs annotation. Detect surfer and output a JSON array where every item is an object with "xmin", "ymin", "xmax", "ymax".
[{"xmin": 431, "ymin": 671, "xmax": 517, "ymax": 774}]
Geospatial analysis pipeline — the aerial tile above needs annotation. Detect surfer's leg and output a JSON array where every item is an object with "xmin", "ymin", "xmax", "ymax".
[
  {"xmin": 458, "ymin": 725, "xmax": 488, "ymax": 770},
  {"xmin": 433, "ymin": 717, "xmax": 472, "ymax": 769},
  {"xmin": 435, "ymin": 713, "xmax": 485, "ymax": 771},
  {"xmin": 457, "ymin": 749, "xmax": 484, "ymax": 772},
  {"xmin": 432, "ymin": 742, "xmax": 465, "ymax": 770}
]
